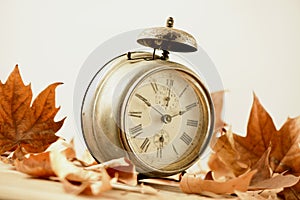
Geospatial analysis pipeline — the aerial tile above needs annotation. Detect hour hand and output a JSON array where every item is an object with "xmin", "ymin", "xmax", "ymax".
[
  {"xmin": 165, "ymin": 88, "xmax": 171, "ymax": 107},
  {"xmin": 135, "ymin": 93, "xmax": 151, "ymax": 107},
  {"xmin": 171, "ymin": 110, "xmax": 186, "ymax": 118}
]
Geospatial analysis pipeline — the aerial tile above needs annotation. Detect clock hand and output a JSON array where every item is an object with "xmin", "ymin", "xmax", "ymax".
[
  {"xmin": 135, "ymin": 93, "xmax": 151, "ymax": 107},
  {"xmin": 135, "ymin": 93, "xmax": 164, "ymax": 116},
  {"xmin": 171, "ymin": 110, "xmax": 187, "ymax": 118},
  {"xmin": 171, "ymin": 102, "xmax": 198, "ymax": 118},
  {"xmin": 165, "ymin": 87, "xmax": 171, "ymax": 107},
  {"xmin": 157, "ymin": 134, "xmax": 164, "ymax": 158},
  {"xmin": 160, "ymin": 134, "xmax": 164, "ymax": 147},
  {"xmin": 152, "ymin": 106, "xmax": 164, "ymax": 116}
]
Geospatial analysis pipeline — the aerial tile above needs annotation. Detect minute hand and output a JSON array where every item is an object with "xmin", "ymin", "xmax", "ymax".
[
  {"xmin": 172, "ymin": 102, "xmax": 198, "ymax": 118},
  {"xmin": 135, "ymin": 93, "xmax": 164, "ymax": 116},
  {"xmin": 135, "ymin": 93, "xmax": 151, "ymax": 107}
]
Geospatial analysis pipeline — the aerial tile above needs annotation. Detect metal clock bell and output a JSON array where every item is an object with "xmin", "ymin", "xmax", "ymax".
[{"xmin": 80, "ymin": 17, "xmax": 215, "ymax": 177}]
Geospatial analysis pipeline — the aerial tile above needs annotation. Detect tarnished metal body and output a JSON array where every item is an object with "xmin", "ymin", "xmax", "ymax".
[{"xmin": 81, "ymin": 52, "xmax": 214, "ymax": 177}]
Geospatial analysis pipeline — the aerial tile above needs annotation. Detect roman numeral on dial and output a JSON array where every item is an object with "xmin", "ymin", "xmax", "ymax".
[
  {"xmin": 186, "ymin": 102, "xmax": 197, "ymax": 111},
  {"xmin": 166, "ymin": 79, "xmax": 174, "ymax": 87},
  {"xmin": 140, "ymin": 138, "xmax": 150, "ymax": 152},
  {"xmin": 157, "ymin": 147, "xmax": 163, "ymax": 158},
  {"xmin": 186, "ymin": 119, "xmax": 198, "ymax": 127},
  {"xmin": 128, "ymin": 111, "xmax": 142, "ymax": 118},
  {"xmin": 180, "ymin": 132, "xmax": 192, "ymax": 145},
  {"xmin": 129, "ymin": 124, "xmax": 143, "ymax": 138},
  {"xmin": 150, "ymin": 82, "xmax": 158, "ymax": 93}
]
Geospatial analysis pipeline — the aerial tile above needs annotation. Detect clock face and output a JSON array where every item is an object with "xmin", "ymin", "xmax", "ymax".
[{"xmin": 122, "ymin": 68, "xmax": 209, "ymax": 172}]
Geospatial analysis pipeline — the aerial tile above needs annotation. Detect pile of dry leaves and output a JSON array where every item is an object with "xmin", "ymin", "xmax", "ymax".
[
  {"xmin": 0, "ymin": 66, "xmax": 155, "ymax": 195},
  {"xmin": 0, "ymin": 66, "xmax": 299, "ymax": 199},
  {"xmin": 180, "ymin": 93, "xmax": 300, "ymax": 199}
]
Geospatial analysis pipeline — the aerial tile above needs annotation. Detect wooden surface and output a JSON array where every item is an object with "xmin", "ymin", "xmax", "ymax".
[{"xmin": 0, "ymin": 161, "xmax": 226, "ymax": 200}]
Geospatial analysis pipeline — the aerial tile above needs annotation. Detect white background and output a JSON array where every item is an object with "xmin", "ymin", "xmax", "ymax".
[{"xmin": 1, "ymin": 0, "xmax": 300, "ymax": 151}]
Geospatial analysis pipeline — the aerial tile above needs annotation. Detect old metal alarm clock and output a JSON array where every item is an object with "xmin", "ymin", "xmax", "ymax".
[{"xmin": 75, "ymin": 17, "xmax": 219, "ymax": 177}]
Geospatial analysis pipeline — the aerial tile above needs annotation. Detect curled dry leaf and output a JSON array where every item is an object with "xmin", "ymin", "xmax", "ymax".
[
  {"xmin": 105, "ymin": 158, "xmax": 137, "ymax": 186},
  {"xmin": 61, "ymin": 168, "xmax": 112, "ymax": 196},
  {"xmin": 209, "ymin": 128, "xmax": 248, "ymax": 177},
  {"xmin": 46, "ymin": 138, "xmax": 76, "ymax": 159},
  {"xmin": 180, "ymin": 170, "xmax": 256, "ymax": 194},
  {"xmin": 0, "ymin": 65, "xmax": 65, "ymax": 158},
  {"xmin": 78, "ymin": 150, "xmax": 97, "ymax": 166},
  {"xmin": 250, "ymin": 147, "xmax": 272, "ymax": 185},
  {"xmin": 50, "ymin": 148, "xmax": 112, "ymax": 195},
  {"xmin": 14, "ymin": 138, "xmax": 74, "ymax": 178},
  {"xmin": 14, "ymin": 151, "xmax": 55, "ymax": 177},
  {"xmin": 85, "ymin": 157, "xmax": 137, "ymax": 186},
  {"xmin": 50, "ymin": 149, "xmax": 101, "ymax": 182},
  {"xmin": 207, "ymin": 152, "xmax": 235, "ymax": 179}
]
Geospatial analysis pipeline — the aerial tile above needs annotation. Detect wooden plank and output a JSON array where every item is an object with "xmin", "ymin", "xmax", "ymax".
[{"xmin": 0, "ymin": 161, "xmax": 216, "ymax": 200}]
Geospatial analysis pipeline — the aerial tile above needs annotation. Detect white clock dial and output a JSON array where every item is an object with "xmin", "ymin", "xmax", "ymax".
[{"xmin": 122, "ymin": 68, "xmax": 207, "ymax": 171}]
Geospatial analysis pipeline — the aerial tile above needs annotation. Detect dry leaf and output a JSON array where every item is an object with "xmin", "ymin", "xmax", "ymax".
[
  {"xmin": 14, "ymin": 151, "xmax": 54, "ymax": 177},
  {"xmin": 50, "ymin": 149, "xmax": 101, "ymax": 182},
  {"xmin": 270, "ymin": 117, "xmax": 300, "ymax": 179},
  {"xmin": 86, "ymin": 157, "xmax": 138, "ymax": 186},
  {"xmin": 49, "ymin": 148, "xmax": 112, "ymax": 195},
  {"xmin": 14, "ymin": 138, "xmax": 74, "ymax": 177},
  {"xmin": 105, "ymin": 158, "xmax": 137, "ymax": 186},
  {"xmin": 209, "ymin": 128, "xmax": 248, "ymax": 176},
  {"xmin": 249, "ymin": 173, "xmax": 300, "ymax": 190},
  {"xmin": 229, "ymin": 94, "xmax": 276, "ymax": 175},
  {"xmin": 61, "ymin": 169, "xmax": 112, "ymax": 196},
  {"xmin": 180, "ymin": 170, "xmax": 256, "ymax": 194},
  {"xmin": 0, "ymin": 65, "xmax": 65, "ymax": 158},
  {"xmin": 250, "ymin": 147, "xmax": 272, "ymax": 185},
  {"xmin": 78, "ymin": 150, "xmax": 97, "ymax": 166},
  {"xmin": 207, "ymin": 152, "xmax": 235, "ymax": 179},
  {"xmin": 46, "ymin": 138, "xmax": 76, "ymax": 160}
]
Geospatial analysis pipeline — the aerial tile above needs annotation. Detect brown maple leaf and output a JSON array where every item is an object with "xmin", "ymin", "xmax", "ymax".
[
  {"xmin": 209, "ymin": 93, "xmax": 300, "ymax": 198},
  {"xmin": 232, "ymin": 94, "xmax": 277, "ymax": 170},
  {"xmin": 210, "ymin": 94, "xmax": 276, "ymax": 175},
  {"xmin": 0, "ymin": 65, "xmax": 65, "ymax": 157}
]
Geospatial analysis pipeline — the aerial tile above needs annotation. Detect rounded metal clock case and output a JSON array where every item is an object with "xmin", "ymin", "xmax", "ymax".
[{"xmin": 82, "ymin": 51, "xmax": 214, "ymax": 177}]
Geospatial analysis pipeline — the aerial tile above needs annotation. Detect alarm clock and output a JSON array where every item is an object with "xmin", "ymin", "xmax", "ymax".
[{"xmin": 76, "ymin": 17, "xmax": 218, "ymax": 177}]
